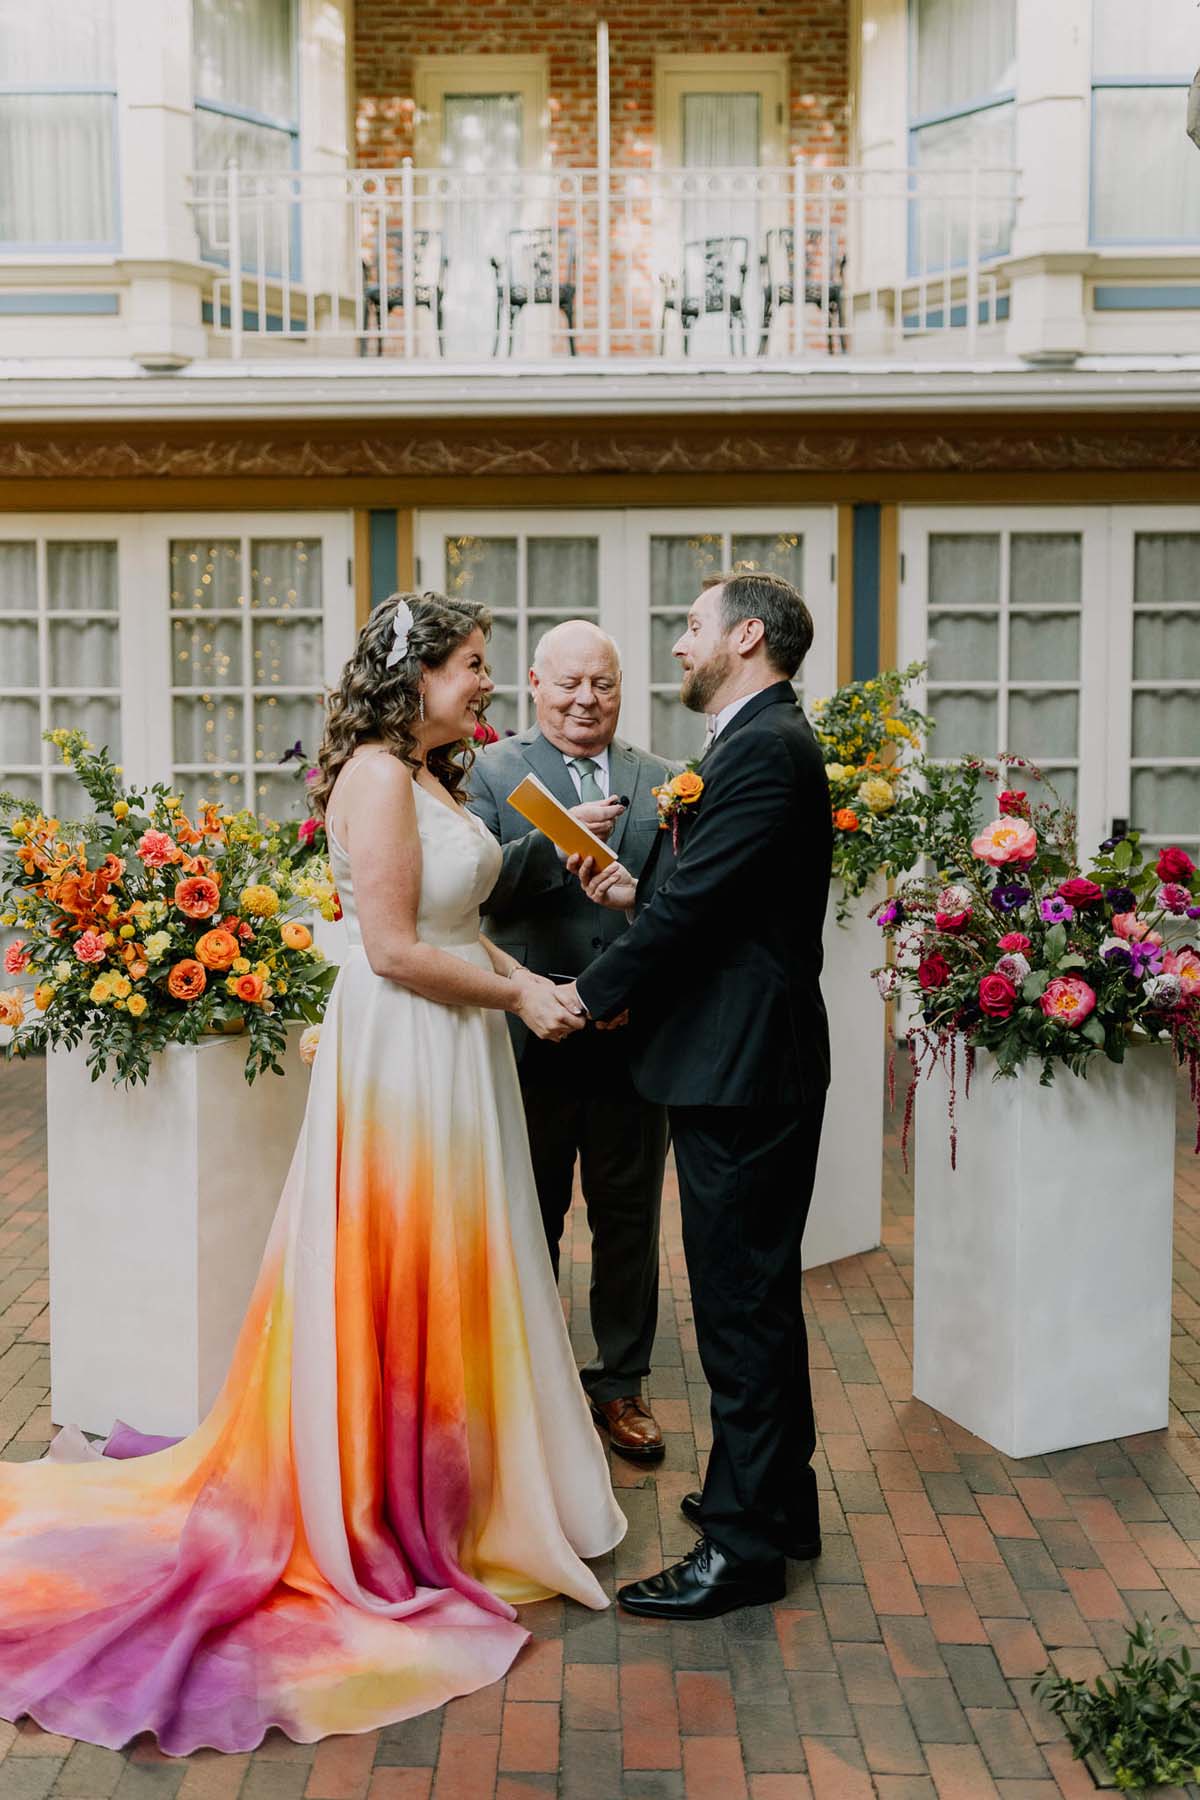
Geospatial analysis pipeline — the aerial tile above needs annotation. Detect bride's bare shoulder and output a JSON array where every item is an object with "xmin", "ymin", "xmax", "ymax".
[{"xmin": 329, "ymin": 751, "xmax": 415, "ymax": 843}]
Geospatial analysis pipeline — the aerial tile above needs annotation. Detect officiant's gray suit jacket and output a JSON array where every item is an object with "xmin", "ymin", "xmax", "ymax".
[{"xmin": 467, "ymin": 726, "xmax": 673, "ymax": 1061}]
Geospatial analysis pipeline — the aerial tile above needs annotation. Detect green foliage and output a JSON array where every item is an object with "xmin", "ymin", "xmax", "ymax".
[{"xmin": 1035, "ymin": 1619, "xmax": 1200, "ymax": 1793}]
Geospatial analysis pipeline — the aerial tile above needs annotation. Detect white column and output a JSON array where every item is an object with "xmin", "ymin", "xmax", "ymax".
[
  {"xmin": 114, "ymin": 0, "xmax": 205, "ymax": 367},
  {"xmin": 1005, "ymin": 0, "xmax": 1090, "ymax": 363},
  {"xmin": 852, "ymin": 0, "xmax": 909, "ymax": 349},
  {"xmin": 300, "ymin": 0, "xmax": 354, "ymax": 344}
]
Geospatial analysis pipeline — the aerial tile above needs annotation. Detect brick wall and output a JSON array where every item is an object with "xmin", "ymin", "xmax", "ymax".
[{"xmin": 353, "ymin": 0, "xmax": 849, "ymax": 170}]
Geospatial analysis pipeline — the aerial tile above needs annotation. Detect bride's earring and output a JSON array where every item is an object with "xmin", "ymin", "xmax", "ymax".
[{"xmin": 418, "ymin": 691, "xmax": 426, "ymax": 723}]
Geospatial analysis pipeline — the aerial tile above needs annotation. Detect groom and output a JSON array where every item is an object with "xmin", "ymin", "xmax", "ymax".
[{"xmin": 562, "ymin": 570, "xmax": 831, "ymax": 1620}]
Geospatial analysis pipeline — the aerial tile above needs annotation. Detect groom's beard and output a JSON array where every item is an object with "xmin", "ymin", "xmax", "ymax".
[{"xmin": 680, "ymin": 650, "xmax": 733, "ymax": 714}]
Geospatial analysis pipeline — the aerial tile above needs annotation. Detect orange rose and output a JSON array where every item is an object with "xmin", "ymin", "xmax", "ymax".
[
  {"xmin": 280, "ymin": 921, "xmax": 312, "ymax": 950},
  {"xmin": 195, "ymin": 927, "xmax": 240, "ymax": 971},
  {"xmin": 167, "ymin": 958, "xmax": 207, "ymax": 1001},
  {"xmin": 127, "ymin": 957, "xmax": 149, "ymax": 981},
  {"xmin": 671, "ymin": 771, "xmax": 704, "ymax": 804},
  {"xmin": 174, "ymin": 874, "xmax": 221, "ymax": 920},
  {"xmin": 232, "ymin": 972, "xmax": 266, "ymax": 1004},
  {"xmin": 833, "ymin": 808, "xmax": 860, "ymax": 832}
]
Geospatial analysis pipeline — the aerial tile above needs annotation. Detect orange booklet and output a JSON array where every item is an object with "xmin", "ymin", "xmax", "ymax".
[{"xmin": 506, "ymin": 772, "xmax": 617, "ymax": 870}]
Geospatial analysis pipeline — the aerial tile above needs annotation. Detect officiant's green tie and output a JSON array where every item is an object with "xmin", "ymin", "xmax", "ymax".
[{"xmin": 570, "ymin": 757, "xmax": 604, "ymax": 803}]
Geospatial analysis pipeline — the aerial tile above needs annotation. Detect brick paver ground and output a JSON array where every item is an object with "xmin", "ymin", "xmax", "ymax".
[{"xmin": 2, "ymin": 1053, "xmax": 1200, "ymax": 1798}]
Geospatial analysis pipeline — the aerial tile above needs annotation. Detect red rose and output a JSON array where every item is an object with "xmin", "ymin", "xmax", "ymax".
[
  {"xmin": 998, "ymin": 931, "xmax": 1032, "ymax": 954},
  {"xmin": 935, "ymin": 910, "xmax": 971, "ymax": 933},
  {"xmin": 473, "ymin": 720, "xmax": 501, "ymax": 746},
  {"xmin": 998, "ymin": 790, "xmax": 1030, "ymax": 818},
  {"xmin": 978, "ymin": 972, "xmax": 1018, "ymax": 1018},
  {"xmin": 1057, "ymin": 878, "xmax": 1103, "ymax": 906},
  {"xmin": 918, "ymin": 953, "xmax": 951, "ymax": 991},
  {"xmin": 1156, "ymin": 846, "xmax": 1196, "ymax": 882}
]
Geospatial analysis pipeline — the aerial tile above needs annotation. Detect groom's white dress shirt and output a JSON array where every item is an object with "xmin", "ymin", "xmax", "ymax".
[{"xmin": 705, "ymin": 693, "xmax": 757, "ymax": 749}]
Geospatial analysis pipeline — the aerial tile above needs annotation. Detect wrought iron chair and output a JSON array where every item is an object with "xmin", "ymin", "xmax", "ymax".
[
  {"xmin": 491, "ymin": 228, "xmax": 578, "ymax": 355},
  {"xmin": 360, "ymin": 228, "xmax": 447, "ymax": 356},
  {"xmin": 658, "ymin": 235, "xmax": 750, "ymax": 356},
  {"xmin": 758, "ymin": 226, "xmax": 847, "ymax": 355}
]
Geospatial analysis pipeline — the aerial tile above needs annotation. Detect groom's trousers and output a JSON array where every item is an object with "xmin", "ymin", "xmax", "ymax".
[{"xmin": 670, "ymin": 1097, "xmax": 825, "ymax": 1566}]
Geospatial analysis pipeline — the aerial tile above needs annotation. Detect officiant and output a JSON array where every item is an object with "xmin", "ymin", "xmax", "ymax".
[{"xmin": 468, "ymin": 621, "xmax": 673, "ymax": 1462}]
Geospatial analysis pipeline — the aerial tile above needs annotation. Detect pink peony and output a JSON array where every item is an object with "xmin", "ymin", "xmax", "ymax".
[
  {"xmin": 971, "ymin": 817, "xmax": 1038, "ymax": 868},
  {"xmin": 73, "ymin": 930, "xmax": 107, "ymax": 964},
  {"xmin": 1162, "ymin": 948, "xmax": 1200, "ymax": 996},
  {"xmin": 3, "ymin": 940, "xmax": 30, "ymax": 975},
  {"xmin": 1112, "ymin": 911, "xmax": 1163, "ymax": 946},
  {"xmin": 1156, "ymin": 883, "xmax": 1191, "ymax": 915},
  {"xmin": 136, "ymin": 829, "xmax": 179, "ymax": 867},
  {"xmin": 998, "ymin": 932, "xmax": 1032, "ymax": 954},
  {"xmin": 1039, "ymin": 975, "xmax": 1096, "ymax": 1028}
]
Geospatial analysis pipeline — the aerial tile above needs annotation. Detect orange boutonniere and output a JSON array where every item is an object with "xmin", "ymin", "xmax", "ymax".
[{"xmin": 652, "ymin": 763, "xmax": 705, "ymax": 850}]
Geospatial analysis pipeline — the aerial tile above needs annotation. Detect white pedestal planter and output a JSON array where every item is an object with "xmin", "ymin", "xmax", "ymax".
[
  {"xmin": 47, "ymin": 1032, "xmax": 309, "ymax": 1439},
  {"xmin": 806, "ymin": 882, "xmax": 886, "ymax": 1270},
  {"xmin": 913, "ymin": 1044, "xmax": 1177, "ymax": 1459}
]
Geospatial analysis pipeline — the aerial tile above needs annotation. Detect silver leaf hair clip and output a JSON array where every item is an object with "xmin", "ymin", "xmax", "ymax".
[{"xmin": 384, "ymin": 599, "xmax": 415, "ymax": 669}]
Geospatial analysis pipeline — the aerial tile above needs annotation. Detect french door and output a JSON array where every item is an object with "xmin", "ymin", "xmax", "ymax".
[{"xmin": 416, "ymin": 506, "xmax": 839, "ymax": 760}]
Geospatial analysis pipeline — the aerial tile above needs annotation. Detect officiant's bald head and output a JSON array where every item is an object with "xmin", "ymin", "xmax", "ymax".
[{"xmin": 530, "ymin": 620, "xmax": 623, "ymax": 758}]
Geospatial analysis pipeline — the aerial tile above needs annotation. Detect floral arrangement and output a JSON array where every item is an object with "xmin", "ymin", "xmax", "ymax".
[
  {"xmin": 872, "ymin": 759, "xmax": 1200, "ymax": 1161},
  {"xmin": 652, "ymin": 765, "xmax": 704, "ymax": 849},
  {"xmin": 0, "ymin": 732, "xmax": 338, "ymax": 1086},
  {"xmin": 810, "ymin": 664, "xmax": 931, "ymax": 919}
]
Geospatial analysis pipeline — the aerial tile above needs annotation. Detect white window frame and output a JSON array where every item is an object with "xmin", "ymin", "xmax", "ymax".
[
  {"xmin": 898, "ymin": 506, "xmax": 1112, "ymax": 856},
  {"xmin": 1089, "ymin": 2, "xmax": 1200, "ymax": 247}
]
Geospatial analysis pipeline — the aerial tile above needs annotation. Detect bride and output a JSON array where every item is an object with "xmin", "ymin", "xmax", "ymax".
[{"xmin": 0, "ymin": 593, "xmax": 626, "ymax": 1755}]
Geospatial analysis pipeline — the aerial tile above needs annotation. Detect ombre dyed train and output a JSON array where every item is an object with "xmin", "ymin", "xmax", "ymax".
[{"xmin": 0, "ymin": 784, "xmax": 625, "ymax": 1753}]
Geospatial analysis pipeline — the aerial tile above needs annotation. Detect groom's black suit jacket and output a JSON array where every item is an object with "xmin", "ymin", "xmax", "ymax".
[{"xmin": 576, "ymin": 681, "xmax": 832, "ymax": 1109}]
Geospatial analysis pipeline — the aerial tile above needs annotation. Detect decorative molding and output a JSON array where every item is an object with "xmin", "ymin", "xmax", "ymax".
[{"xmin": 2, "ymin": 420, "xmax": 1199, "ymax": 481}]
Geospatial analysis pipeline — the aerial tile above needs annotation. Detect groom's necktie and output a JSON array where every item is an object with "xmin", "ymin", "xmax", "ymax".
[
  {"xmin": 701, "ymin": 716, "xmax": 717, "ymax": 756},
  {"xmin": 570, "ymin": 756, "xmax": 604, "ymax": 803}
]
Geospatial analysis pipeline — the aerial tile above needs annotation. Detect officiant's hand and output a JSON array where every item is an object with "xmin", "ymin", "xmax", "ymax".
[
  {"xmin": 570, "ymin": 797, "xmax": 625, "ymax": 842},
  {"xmin": 567, "ymin": 853, "xmax": 637, "ymax": 911}
]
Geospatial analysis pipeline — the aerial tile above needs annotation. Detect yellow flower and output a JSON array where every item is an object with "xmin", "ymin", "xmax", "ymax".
[
  {"xmin": 10, "ymin": 819, "xmax": 29, "ymax": 839},
  {"xmin": 232, "ymin": 956, "xmax": 251, "ymax": 974},
  {"xmin": 144, "ymin": 931, "xmax": 171, "ymax": 961},
  {"xmin": 857, "ymin": 776, "xmax": 896, "ymax": 815},
  {"xmin": 274, "ymin": 980, "xmax": 287, "ymax": 995},
  {"xmin": 241, "ymin": 884, "xmax": 280, "ymax": 918},
  {"xmin": 0, "ymin": 988, "xmax": 26, "ymax": 1029},
  {"xmin": 113, "ymin": 800, "xmax": 130, "ymax": 820},
  {"xmin": 53, "ymin": 960, "xmax": 71, "ymax": 982},
  {"xmin": 883, "ymin": 719, "xmax": 908, "ymax": 739},
  {"xmin": 119, "ymin": 924, "xmax": 136, "ymax": 940},
  {"xmin": 89, "ymin": 978, "xmax": 111, "ymax": 1003},
  {"xmin": 824, "ymin": 763, "xmax": 850, "ymax": 783},
  {"xmin": 164, "ymin": 795, "xmax": 182, "ymax": 812},
  {"xmin": 33, "ymin": 983, "xmax": 55, "ymax": 1012},
  {"xmin": 127, "ymin": 993, "xmax": 148, "ymax": 1018},
  {"xmin": 103, "ymin": 932, "xmax": 116, "ymax": 947},
  {"xmin": 111, "ymin": 976, "xmax": 131, "ymax": 999},
  {"xmin": 113, "ymin": 998, "xmax": 127, "ymax": 1011}
]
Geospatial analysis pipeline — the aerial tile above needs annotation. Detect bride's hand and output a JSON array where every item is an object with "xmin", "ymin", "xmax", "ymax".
[
  {"xmin": 513, "ymin": 977, "xmax": 586, "ymax": 1041},
  {"xmin": 566, "ymin": 854, "xmax": 637, "ymax": 911}
]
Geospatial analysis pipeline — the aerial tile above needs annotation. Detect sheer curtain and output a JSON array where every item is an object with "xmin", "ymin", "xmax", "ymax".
[
  {"xmin": 1092, "ymin": 0, "xmax": 1200, "ymax": 243},
  {"xmin": 193, "ymin": 0, "xmax": 297, "ymax": 271},
  {"xmin": 914, "ymin": 0, "xmax": 1015, "ymax": 117},
  {"xmin": 1130, "ymin": 533, "xmax": 1200, "ymax": 857},
  {"xmin": 910, "ymin": 0, "xmax": 1016, "ymax": 269},
  {"xmin": 438, "ymin": 93, "xmax": 525, "ymax": 358},
  {"xmin": 0, "ymin": 0, "xmax": 115, "ymax": 247}
]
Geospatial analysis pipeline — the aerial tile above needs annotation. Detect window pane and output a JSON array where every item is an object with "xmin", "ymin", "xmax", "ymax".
[
  {"xmin": 914, "ymin": 0, "xmax": 1015, "ymax": 116},
  {"xmin": 652, "ymin": 614, "xmax": 687, "ymax": 684},
  {"xmin": 650, "ymin": 534, "xmax": 722, "ymax": 606},
  {"xmin": 173, "ymin": 619, "xmax": 242, "ymax": 687},
  {"xmin": 1009, "ymin": 613, "xmax": 1080, "ymax": 681},
  {"xmin": 730, "ymin": 532, "xmax": 804, "ymax": 585},
  {"xmin": 929, "ymin": 534, "xmax": 1000, "ymax": 606},
  {"xmin": 1134, "ymin": 612, "xmax": 1200, "ymax": 680},
  {"xmin": 171, "ymin": 540, "xmax": 243, "ymax": 612},
  {"xmin": 652, "ymin": 693, "xmax": 706, "ymax": 762},
  {"xmin": 0, "ymin": 621, "xmax": 38, "ymax": 686},
  {"xmin": 442, "ymin": 94, "xmax": 523, "ymax": 173},
  {"xmin": 445, "ymin": 536, "xmax": 518, "ymax": 608},
  {"xmin": 0, "ymin": 698, "xmax": 40, "ymax": 764},
  {"xmin": 0, "ymin": 543, "xmax": 35, "ymax": 610},
  {"xmin": 682, "ymin": 92, "xmax": 761, "ymax": 168},
  {"xmin": 48, "ymin": 695, "xmax": 120, "ymax": 760},
  {"xmin": 0, "ymin": 774, "xmax": 41, "ymax": 808},
  {"xmin": 929, "ymin": 689, "xmax": 997, "ymax": 758},
  {"xmin": 251, "ymin": 618, "xmax": 323, "ymax": 687},
  {"xmin": 1093, "ymin": 0, "xmax": 1196, "ymax": 77},
  {"xmin": 1131, "ymin": 767, "xmax": 1200, "ymax": 838},
  {"xmin": 1008, "ymin": 690, "xmax": 1079, "ymax": 759},
  {"xmin": 47, "ymin": 542, "xmax": 116, "ymax": 611},
  {"xmin": 482, "ymin": 692, "xmax": 518, "ymax": 737},
  {"xmin": 174, "ymin": 695, "xmax": 244, "ymax": 765},
  {"xmin": 1093, "ymin": 91, "xmax": 1200, "ymax": 242},
  {"xmin": 251, "ymin": 540, "xmax": 322, "ymax": 611},
  {"xmin": 0, "ymin": 0, "xmax": 113, "ymax": 84},
  {"xmin": 253, "ymin": 770, "xmax": 313, "ymax": 823},
  {"xmin": 253, "ymin": 692, "xmax": 326, "ymax": 765},
  {"xmin": 486, "ymin": 616, "xmax": 519, "ymax": 689},
  {"xmin": 0, "ymin": 95, "xmax": 115, "ymax": 246},
  {"xmin": 928, "ymin": 611, "xmax": 998, "ymax": 680},
  {"xmin": 1132, "ymin": 690, "xmax": 1200, "ymax": 758},
  {"xmin": 1024, "ymin": 766, "xmax": 1078, "ymax": 811},
  {"xmin": 193, "ymin": 112, "xmax": 293, "ymax": 271},
  {"xmin": 1134, "ymin": 532, "xmax": 1200, "ymax": 604},
  {"xmin": 193, "ymin": 0, "xmax": 294, "ymax": 120},
  {"xmin": 1009, "ymin": 533, "xmax": 1081, "ymax": 605},
  {"xmin": 911, "ymin": 107, "xmax": 1016, "ymax": 265},
  {"xmin": 527, "ymin": 538, "xmax": 599, "ymax": 612},
  {"xmin": 48, "ymin": 619, "xmax": 118, "ymax": 688},
  {"xmin": 175, "ymin": 770, "xmax": 249, "ymax": 816}
]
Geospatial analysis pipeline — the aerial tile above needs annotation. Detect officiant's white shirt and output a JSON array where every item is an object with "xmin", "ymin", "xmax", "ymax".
[{"xmin": 561, "ymin": 746, "xmax": 611, "ymax": 796}]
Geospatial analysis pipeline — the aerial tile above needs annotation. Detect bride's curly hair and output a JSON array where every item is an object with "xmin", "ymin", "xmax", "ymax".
[{"xmin": 310, "ymin": 592, "xmax": 493, "ymax": 820}]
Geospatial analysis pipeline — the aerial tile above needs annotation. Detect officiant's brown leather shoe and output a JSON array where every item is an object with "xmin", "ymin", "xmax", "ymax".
[{"xmin": 590, "ymin": 1396, "xmax": 665, "ymax": 1463}]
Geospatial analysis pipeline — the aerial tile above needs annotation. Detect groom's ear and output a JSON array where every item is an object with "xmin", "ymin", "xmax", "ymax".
[{"xmin": 734, "ymin": 616, "xmax": 767, "ymax": 659}]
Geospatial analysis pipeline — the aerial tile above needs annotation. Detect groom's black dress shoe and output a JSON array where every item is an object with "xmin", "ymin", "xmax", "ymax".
[
  {"xmin": 617, "ymin": 1536, "xmax": 785, "ymax": 1620},
  {"xmin": 679, "ymin": 1490, "xmax": 822, "ymax": 1563}
]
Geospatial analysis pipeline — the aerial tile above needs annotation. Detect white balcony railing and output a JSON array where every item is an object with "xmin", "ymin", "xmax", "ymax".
[{"xmin": 188, "ymin": 162, "xmax": 1020, "ymax": 363}]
